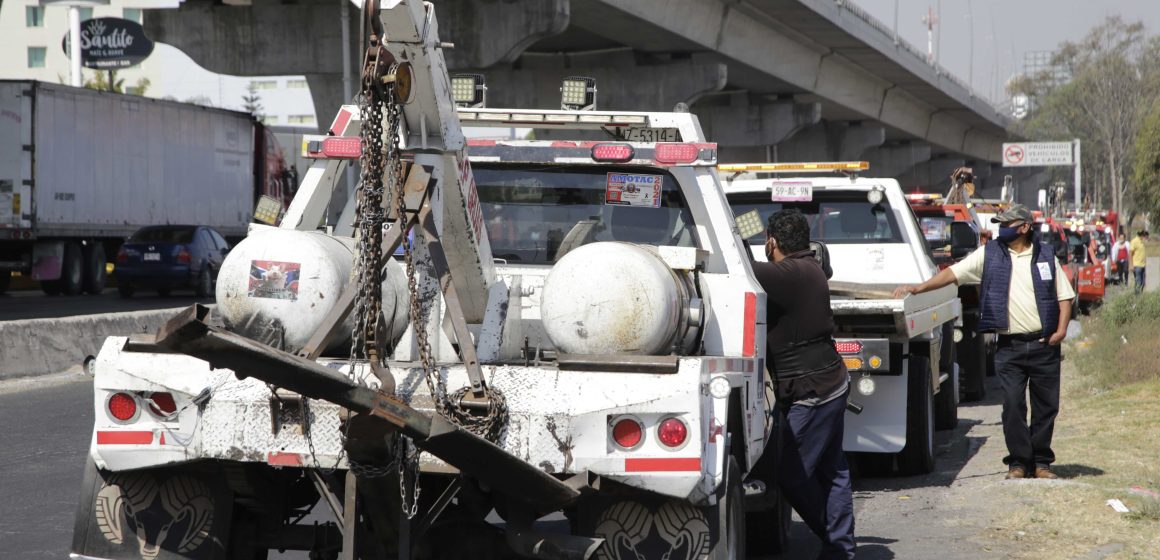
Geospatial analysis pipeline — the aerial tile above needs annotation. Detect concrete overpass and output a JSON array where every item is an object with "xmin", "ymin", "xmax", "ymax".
[{"xmin": 145, "ymin": 0, "xmax": 1042, "ymax": 198}]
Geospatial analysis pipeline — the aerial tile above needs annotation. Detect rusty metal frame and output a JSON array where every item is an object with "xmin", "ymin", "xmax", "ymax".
[{"xmin": 136, "ymin": 305, "xmax": 580, "ymax": 511}]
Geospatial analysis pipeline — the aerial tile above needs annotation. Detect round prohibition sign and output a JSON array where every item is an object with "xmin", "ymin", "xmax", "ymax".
[{"xmin": 1004, "ymin": 144, "xmax": 1025, "ymax": 165}]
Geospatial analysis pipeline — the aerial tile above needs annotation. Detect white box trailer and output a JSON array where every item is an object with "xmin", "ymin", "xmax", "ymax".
[{"xmin": 0, "ymin": 80, "xmax": 259, "ymax": 295}]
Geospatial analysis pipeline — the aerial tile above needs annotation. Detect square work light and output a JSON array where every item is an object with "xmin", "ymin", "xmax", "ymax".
[
  {"xmin": 560, "ymin": 76, "xmax": 597, "ymax": 111},
  {"xmin": 450, "ymin": 73, "xmax": 486, "ymax": 108}
]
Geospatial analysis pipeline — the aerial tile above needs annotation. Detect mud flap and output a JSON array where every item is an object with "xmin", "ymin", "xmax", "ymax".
[
  {"xmin": 71, "ymin": 459, "xmax": 235, "ymax": 560},
  {"xmin": 576, "ymin": 494, "xmax": 716, "ymax": 560}
]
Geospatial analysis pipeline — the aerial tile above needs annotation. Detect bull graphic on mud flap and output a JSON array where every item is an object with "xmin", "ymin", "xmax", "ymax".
[
  {"xmin": 594, "ymin": 500, "xmax": 712, "ymax": 560},
  {"xmin": 248, "ymin": 260, "xmax": 301, "ymax": 301},
  {"xmin": 94, "ymin": 473, "xmax": 215, "ymax": 560}
]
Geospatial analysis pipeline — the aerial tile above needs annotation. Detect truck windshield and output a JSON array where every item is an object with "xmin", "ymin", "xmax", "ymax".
[
  {"xmin": 729, "ymin": 192, "xmax": 904, "ymax": 245},
  {"xmin": 918, "ymin": 215, "xmax": 953, "ymax": 249},
  {"xmin": 474, "ymin": 165, "xmax": 696, "ymax": 264}
]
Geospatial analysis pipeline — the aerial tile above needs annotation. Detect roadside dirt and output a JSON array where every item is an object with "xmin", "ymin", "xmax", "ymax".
[{"xmin": 770, "ymin": 374, "xmax": 1027, "ymax": 559}]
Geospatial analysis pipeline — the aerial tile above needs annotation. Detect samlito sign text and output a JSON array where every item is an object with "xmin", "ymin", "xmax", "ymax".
[{"xmin": 61, "ymin": 18, "xmax": 154, "ymax": 70}]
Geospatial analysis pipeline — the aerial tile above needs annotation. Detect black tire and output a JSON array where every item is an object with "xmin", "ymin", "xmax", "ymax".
[
  {"xmin": 71, "ymin": 459, "xmax": 234, "ymax": 560},
  {"xmin": 195, "ymin": 266, "xmax": 213, "ymax": 298},
  {"xmin": 0, "ymin": 271, "xmax": 11, "ymax": 295},
  {"xmin": 897, "ymin": 353, "xmax": 935, "ymax": 475},
  {"xmin": 959, "ymin": 325, "xmax": 987, "ymax": 402},
  {"xmin": 41, "ymin": 279, "xmax": 63, "ymax": 295},
  {"xmin": 118, "ymin": 281, "xmax": 135, "ymax": 298},
  {"xmin": 83, "ymin": 242, "xmax": 107, "ymax": 295},
  {"xmin": 851, "ymin": 452, "xmax": 895, "ymax": 477},
  {"xmin": 61, "ymin": 241, "xmax": 85, "ymax": 295},
  {"xmin": 746, "ymin": 416, "xmax": 791, "ymax": 554},
  {"xmin": 157, "ymin": 287, "xmax": 172, "ymax": 297},
  {"xmin": 935, "ymin": 328, "xmax": 959, "ymax": 431},
  {"xmin": 708, "ymin": 456, "xmax": 746, "ymax": 560}
]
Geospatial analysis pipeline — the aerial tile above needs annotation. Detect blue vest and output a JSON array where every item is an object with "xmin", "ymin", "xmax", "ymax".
[{"xmin": 977, "ymin": 239, "xmax": 1060, "ymax": 338}]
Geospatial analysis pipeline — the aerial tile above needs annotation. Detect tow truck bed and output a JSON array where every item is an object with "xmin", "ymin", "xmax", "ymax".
[{"xmin": 829, "ymin": 282, "xmax": 960, "ymax": 338}]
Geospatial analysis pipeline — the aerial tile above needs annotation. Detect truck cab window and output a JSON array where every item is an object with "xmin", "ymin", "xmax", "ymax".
[
  {"xmin": 730, "ymin": 192, "xmax": 904, "ymax": 245},
  {"xmin": 473, "ymin": 165, "xmax": 697, "ymax": 264}
]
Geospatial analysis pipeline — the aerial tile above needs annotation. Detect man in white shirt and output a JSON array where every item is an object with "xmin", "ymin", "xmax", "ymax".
[{"xmin": 894, "ymin": 204, "xmax": 1074, "ymax": 480}]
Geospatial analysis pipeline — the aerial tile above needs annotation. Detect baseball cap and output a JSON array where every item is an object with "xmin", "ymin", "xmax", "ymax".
[{"xmin": 990, "ymin": 203, "xmax": 1033, "ymax": 225}]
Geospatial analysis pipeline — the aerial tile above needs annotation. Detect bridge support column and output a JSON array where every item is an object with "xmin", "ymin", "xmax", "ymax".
[
  {"xmin": 465, "ymin": 53, "xmax": 727, "ymax": 112},
  {"xmin": 696, "ymin": 98, "xmax": 821, "ymax": 148},
  {"xmin": 896, "ymin": 157, "xmax": 965, "ymax": 192},
  {"xmin": 145, "ymin": 0, "xmax": 570, "ymax": 121},
  {"xmin": 773, "ymin": 121, "xmax": 885, "ymax": 163},
  {"xmin": 864, "ymin": 142, "xmax": 931, "ymax": 178}
]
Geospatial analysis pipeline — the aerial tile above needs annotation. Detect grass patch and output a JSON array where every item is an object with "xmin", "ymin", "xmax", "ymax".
[{"xmin": 986, "ymin": 287, "xmax": 1160, "ymax": 559}]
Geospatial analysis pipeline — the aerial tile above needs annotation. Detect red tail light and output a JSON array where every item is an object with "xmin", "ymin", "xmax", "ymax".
[
  {"xmin": 835, "ymin": 341, "xmax": 863, "ymax": 354},
  {"xmin": 657, "ymin": 417, "xmax": 688, "ymax": 448},
  {"xmin": 116, "ymin": 248, "xmax": 128, "ymax": 264},
  {"xmin": 591, "ymin": 143, "xmax": 634, "ymax": 163},
  {"xmin": 612, "ymin": 418, "xmax": 643, "ymax": 449},
  {"xmin": 108, "ymin": 392, "xmax": 138, "ymax": 421},
  {"xmin": 176, "ymin": 247, "xmax": 192, "ymax": 264},
  {"xmin": 148, "ymin": 392, "xmax": 177, "ymax": 417},
  {"xmin": 653, "ymin": 143, "xmax": 700, "ymax": 164},
  {"xmin": 742, "ymin": 292, "xmax": 756, "ymax": 357}
]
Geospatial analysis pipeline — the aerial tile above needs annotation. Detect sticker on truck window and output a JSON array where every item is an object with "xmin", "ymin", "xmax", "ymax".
[
  {"xmin": 248, "ymin": 260, "xmax": 301, "ymax": 301},
  {"xmin": 606, "ymin": 173, "xmax": 662, "ymax": 208}
]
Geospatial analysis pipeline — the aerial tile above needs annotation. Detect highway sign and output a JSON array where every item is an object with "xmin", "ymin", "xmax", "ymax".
[{"xmin": 1002, "ymin": 142, "xmax": 1074, "ymax": 167}]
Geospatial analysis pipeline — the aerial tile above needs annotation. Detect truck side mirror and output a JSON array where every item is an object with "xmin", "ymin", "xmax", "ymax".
[
  {"xmin": 810, "ymin": 240, "xmax": 833, "ymax": 279},
  {"xmin": 949, "ymin": 222, "xmax": 977, "ymax": 259}
]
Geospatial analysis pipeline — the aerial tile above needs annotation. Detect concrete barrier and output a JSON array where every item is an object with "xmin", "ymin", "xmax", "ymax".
[{"xmin": 0, "ymin": 308, "xmax": 186, "ymax": 380}]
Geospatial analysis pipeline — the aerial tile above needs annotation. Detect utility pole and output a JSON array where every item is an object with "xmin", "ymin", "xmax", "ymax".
[
  {"xmin": 922, "ymin": 5, "xmax": 939, "ymax": 65},
  {"xmin": 967, "ymin": 0, "xmax": 974, "ymax": 96},
  {"xmin": 893, "ymin": 0, "xmax": 899, "ymax": 45}
]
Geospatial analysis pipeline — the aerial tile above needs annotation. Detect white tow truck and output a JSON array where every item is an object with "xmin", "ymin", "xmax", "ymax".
[
  {"xmin": 69, "ymin": 1, "xmax": 790, "ymax": 559},
  {"xmin": 722, "ymin": 162, "xmax": 962, "ymax": 475}
]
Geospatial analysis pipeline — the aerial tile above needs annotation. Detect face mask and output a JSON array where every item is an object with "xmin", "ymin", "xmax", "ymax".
[{"xmin": 997, "ymin": 226, "xmax": 1022, "ymax": 243}]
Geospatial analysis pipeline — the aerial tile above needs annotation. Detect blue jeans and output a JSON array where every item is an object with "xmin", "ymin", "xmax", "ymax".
[
  {"xmin": 777, "ymin": 389, "xmax": 856, "ymax": 559},
  {"xmin": 1134, "ymin": 266, "xmax": 1146, "ymax": 294}
]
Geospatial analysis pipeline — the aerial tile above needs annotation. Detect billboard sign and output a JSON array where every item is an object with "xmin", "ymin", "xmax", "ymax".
[
  {"xmin": 1001, "ymin": 142, "xmax": 1074, "ymax": 167},
  {"xmin": 61, "ymin": 17, "xmax": 154, "ymax": 69}
]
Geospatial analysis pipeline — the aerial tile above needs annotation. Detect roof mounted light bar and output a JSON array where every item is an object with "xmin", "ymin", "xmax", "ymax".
[{"xmin": 717, "ymin": 161, "xmax": 870, "ymax": 173}]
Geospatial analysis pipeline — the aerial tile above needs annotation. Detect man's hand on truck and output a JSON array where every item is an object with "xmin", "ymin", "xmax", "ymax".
[{"xmin": 892, "ymin": 267, "xmax": 958, "ymax": 299}]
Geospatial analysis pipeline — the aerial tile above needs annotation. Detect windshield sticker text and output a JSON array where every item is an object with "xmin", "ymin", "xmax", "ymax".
[{"xmin": 606, "ymin": 173, "xmax": 662, "ymax": 208}]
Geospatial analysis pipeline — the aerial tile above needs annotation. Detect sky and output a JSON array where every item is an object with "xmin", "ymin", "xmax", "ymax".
[{"xmin": 857, "ymin": 0, "xmax": 1160, "ymax": 103}]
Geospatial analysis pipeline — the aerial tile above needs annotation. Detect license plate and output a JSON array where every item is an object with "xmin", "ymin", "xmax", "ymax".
[
  {"xmin": 770, "ymin": 181, "xmax": 813, "ymax": 202},
  {"xmin": 621, "ymin": 127, "xmax": 680, "ymax": 142},
  {"xmin": 144, "ymin": 252, "xmax": 161, "ymax": 261}
]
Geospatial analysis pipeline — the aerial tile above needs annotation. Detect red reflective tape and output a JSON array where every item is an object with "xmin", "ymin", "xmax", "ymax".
[
  {"xmin": 625, "ymin": 457, "xmax": 702, "ymax": 472},
  {"xmin": 267, "ymin": 452, "xmax": 303, "ymax": 467},
  {"xmin": 159, "ymin": 432, "xmax": 166, "ymax": 445},
  {"xmin": 467, "ymin": 139, "xmax": 497, "ymax": 147},
  {"xmin": 329, "ymin": 107, "xmax": 353, "ymax": 136},
  {"xmin": 743, "ymin": 292, "xmax": 757, "ymax": 357},
  {"xmin": 97, "ymin": 431, "xmax": 153, "ymax": 445},
  {"xmin": 550, "ymin": 141, "xmax": 579, "ymax": 148}
]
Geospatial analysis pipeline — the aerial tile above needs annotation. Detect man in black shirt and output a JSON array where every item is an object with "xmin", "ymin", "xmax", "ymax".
[{"xmin": 752, "ymin": 209, "xmax": 855, "ymax": 560}]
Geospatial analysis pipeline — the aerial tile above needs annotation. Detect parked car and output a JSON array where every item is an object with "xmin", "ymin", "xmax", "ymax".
[{"xmin": 114, "ymin": 225, "xmax": 229, "ymax": 298}]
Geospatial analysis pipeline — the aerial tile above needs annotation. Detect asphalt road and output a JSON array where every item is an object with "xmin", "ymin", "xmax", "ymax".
[
  {"xmin": 0, "ymin": 374, "xmax": 1010, "ymax": 559},
  {"xmin": 0, "ymin": 377, "xmax": 92, "ymax": 559},
  {"xmin": 0, "ymin": 289, "xmax": 211, "ymax": 322}
]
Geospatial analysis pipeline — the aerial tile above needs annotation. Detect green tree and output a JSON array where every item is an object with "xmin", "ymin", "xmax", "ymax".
[
  {"xmin": 1132, "ymin": 99, "xmax": 1160, "ymax": 222},
  {"xmin": 1008, "ymin": 16, "xmax": 1155, "ymax": 216},
  {"xmin": 242, "ymin": 82, "xmax": 263, "ymax": 119},
  {"xmin": 80, "ymin": 70, "xmax": 150, "ymax": 96}
]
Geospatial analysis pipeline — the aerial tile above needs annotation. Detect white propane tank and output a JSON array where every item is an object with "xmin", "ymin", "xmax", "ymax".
[
  {"xmin": 541, "ymin": 242, "xmax": 695, "ymax": 355},
  {"xmin": 215, "ymin": 229, "xmax": 409, "ymax": 355}
]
